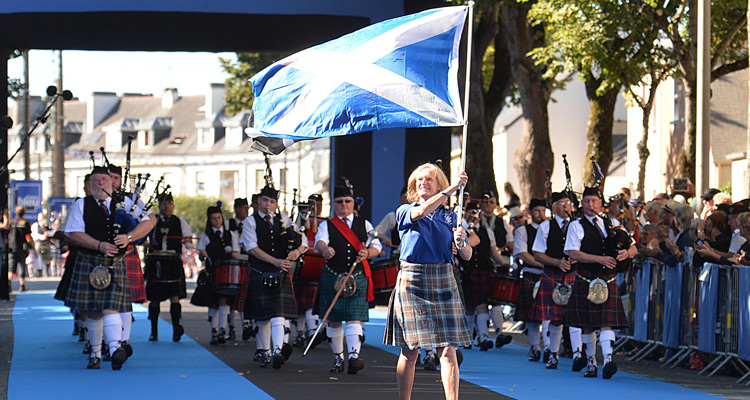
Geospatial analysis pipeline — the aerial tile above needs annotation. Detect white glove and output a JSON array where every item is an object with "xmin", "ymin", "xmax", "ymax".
[{"xmin": 224, "ymin": 246, "xmax": 232, "ymax": 253}]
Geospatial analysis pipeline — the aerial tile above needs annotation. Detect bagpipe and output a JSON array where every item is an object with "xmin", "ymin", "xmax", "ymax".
[{"xmin": 590, "ymin": 156, "xmax": 632, "ymax": 273}]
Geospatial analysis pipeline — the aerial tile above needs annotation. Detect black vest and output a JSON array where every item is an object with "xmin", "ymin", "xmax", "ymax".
[
  {"xmin": 82, "ymin": 196, "xmax": 116, "ymax": 255},
  {"xmin": 326, "ymin": 217, "xmax": 367, "ymax": 274},
  {"xmin": 205, "ymin": 228, "xmax": 233, "ymax": 270},
  {"xmin": 524, "ymin": 224, "xmax": 538, "ymax": 254},
  {"xmin": 227, "ymin": 217, "xmax": 248, "ymax": 255},
  {"xmin": 249, "ymin": 213, "xmax": 288, "ymax": 271},
  {"xmin": 152, "ymin": 214, "xmax": 183, "ymax": 253},
  {"xmin": 545, "ymin": 218, "xmax": 566, "ymax": 260},
  {"xmin": 577, "ymin": 216, "xmax": 609, "ymax": 275},
  {"xmin": 467, "ymin": 215, "xmax": 508, "ymax": 268}
]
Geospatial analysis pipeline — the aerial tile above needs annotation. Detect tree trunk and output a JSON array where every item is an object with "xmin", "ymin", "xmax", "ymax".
[
  {"xmin": 581, "ymin": 74, "xmax": 619, "ymax": 189},
  {"xmin": 504, "ymin": 3, "xmax": 554, "ymax": 203},
  {"xmin": 677, "ymin": 81, "xmax": 697, "ymax": 180},
  {"xmin": 636, "ymin": 108, "xmax": 652, "ymax": 200}
]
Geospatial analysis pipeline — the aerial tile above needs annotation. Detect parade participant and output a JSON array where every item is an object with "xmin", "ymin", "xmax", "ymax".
[
  {"xmin": 30, "ymin": 211, "xmax": 52, "ymax": 277},
  {"xmin": 226, "ymin": 197, "xmax": 251, "ymax": 341},
  {"xmin": 383, "ymin": 164, "xmax": 471, "ymax": 400},
  {"xmin": 241, "ymin": 185, "xmax": 305, "ymax": 369},
  {"xmin": 146, "ymin": 193, "xmax": 193, "ymax": 342},
  {"xmin": 315, "ymin": 182, "xmax": 381, "ymax": 374},
  {"xmin": 64, "ymin": 166, "xmax": 154, "ymax": 370},
  {"xmin": 293, "ymin": 194, "xmax": 326, "ymax": 348},
  {"xmin": 565, "ymin": 187, "xmax": 636, "ymax": 379},
  {"xmin": 513, "ymin": 198, "xmax": 547, "ymax": 362},
  {"xmin": 530, "ymin": 192, "xmax": 585, "ymax": 371},
  {"xmin": 8, "ymin": 206, "xmax": 36, "ymax": 292},
  {"xmin": 196, "ymin": 204, "xmax": 240, "ymax": 345},
  {"xmin": 375, "ymin": 187, "xmax": 409, "ymax": 255}
]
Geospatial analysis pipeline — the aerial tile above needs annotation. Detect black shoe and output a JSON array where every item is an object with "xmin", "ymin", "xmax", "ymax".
[
  {"xmin": 602, "ymin": 361, "xmax": 618, "ymax": 379},
  {"xmin": 572, "ymin": 356, "xmax": 587, "ymax": 372},
  {"xmin": 149, "ymin": 332, "xmax": 158, "ymax": 342},
  {"xmin": 495, "ymin": 334, "xmax": 512, "ymax": 348},
  {"xmin": 218, "ymin": 328, "xmax": 227, "ymax": 344},
  {"xmin": 242, "ymin": 322, "xmax": 253, "ymax": 341},
  {"xmin": 543, "ymin": 349, "xmax": 551, "ymax": 363},
  {"xmin": 292, "ymin": 332, "xmax": 306, "ymax": 348},
  {"xmin": 479, "ymin": 338, "xmax": 494, "ymax": 351},
  {"xmin": 545, "ymin": 353, "xmax": 558, "ymax": 369},
  {"xmin": 456, "ymin": 349, "xmax": 463, "ymax": 366},
  {"xmin": 423, "ymin": 353, "xmax": 437, "ymax": 370},
  {"xmin": 210, "ymin": 329, "xmax": 220, "ymax": 345},
  {"xmin": 82, "ymin": 342, "xmax": 92, "ymax": 354},
  {"xmin": 78, "ymin": 329, "xmax": 86, "ymax": 342},
  {"xmin": 330, "ymin": 354, "xmax": 344, "ymax": 373},
  {"xmin": 19, "ymin": 285, "xmax": 27, "ymax": 292},
  {"xmin": 528, "ymin": 347, "xmax": 541, "ymax": 362},
  {"xmin": 111, "ymin": 347, "xmax": 128, "ymax": 371},
  {"xmin": 121, "ymin": 341, "xmax": 133, "ymax": 357},
  {"xmin": 310, "ymin": 328, "xmax": 326, "ymax": 349},
  {"xmin": 260, "ymin": 352, "xmax": 272, "ymax": 368},
  {"xmin": 86, "ymin": 357, "xmax": 101, "ymax": 369},
  {"xmin": 102, "ymin": 349, "xmax": 111, "ymax": 362},
  {"xmin": 172, "ymin": 325, "xmax": 184, "ymax": 342},
  {"xmin": 227, "ymin": 326, "xmax": 236, "ymax": 341},
  {"xmin": 272, "ymin": 352, "xmax": 285, "ymax": 369},
  {"xmin": 253, "ymin": 349, "xmax": 265, "ymax": 362},
  {"xmin": 72, "ymin": 325, "xmax": 80, "ymax": 336},
  {"xmin": 584, "ymin": 359, "xmax": 598, "ymax": 378},
  {"xmin": 280, "ymin": 342, "xmax": 293, "ymax": 360},
  {"xmin": 348, "ymin": 356, "xmax": 364, "ymax": 375}
]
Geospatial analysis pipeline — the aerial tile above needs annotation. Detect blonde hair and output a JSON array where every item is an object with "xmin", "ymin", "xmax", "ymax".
[
  {"xmin": 738, "ymin": 212, "xmax": 750, "ymax": 231},
  {"xmin": 713, "ymin": 192, "xmax": 732, "ymax": 205},
  {"xmin": 406, "ymin": 163, "xmax": 450, "ymax": 202}
]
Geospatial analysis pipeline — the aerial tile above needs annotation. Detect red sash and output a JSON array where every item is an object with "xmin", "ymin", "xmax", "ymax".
[{"xmin": 329, "ymin": 216, "xmax": 374, "ymax": 302}]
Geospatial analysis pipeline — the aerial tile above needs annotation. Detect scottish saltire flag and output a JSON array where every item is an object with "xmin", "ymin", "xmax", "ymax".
[{"xmin": 246, "ymin": 5, "xmax": 468, "ymax": 142}]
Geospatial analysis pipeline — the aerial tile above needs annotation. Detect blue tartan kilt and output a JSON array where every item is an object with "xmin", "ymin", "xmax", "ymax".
[
  {"xmin": 513, "ymin": 271, "xmax": 541, "ymax": 322},
  {"xmin": 244, "ymin": 268, "xmax": 298, "ymax": 320},
  {"xmin": 65, "ymin": 252, "xmax": 132, "ymax": 313},
  {"xmin": 314, "ymin": 265, "xmax": 369, "ymax": 322},
  {"xmin": 528, "ymin": 268, "xmax": 577, "ymax": 322}
]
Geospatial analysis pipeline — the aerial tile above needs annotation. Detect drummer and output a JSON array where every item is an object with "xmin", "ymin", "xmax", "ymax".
[
  {"xmin": 240, "ymin": 185, "xmax": 306, "ymax": 369},
  {"xmin": 293, "ymin": 194, "xmax": 326, "ymax": 348},
  {"xmin": 226, "ymin": 197, "xmax": 251, "ymax": 342},
  {"xmin": 196, "ymin": 203, "xmax": 240, "ymax": 345},
  {"xmin": 146, "ymin": 193, "xmax": 193, "ymax": 342}
]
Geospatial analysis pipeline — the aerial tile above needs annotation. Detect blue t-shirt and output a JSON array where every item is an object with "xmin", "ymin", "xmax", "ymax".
[{"xmin": 397, "ymin": 202, "xmax": 458, "ymax": 264}]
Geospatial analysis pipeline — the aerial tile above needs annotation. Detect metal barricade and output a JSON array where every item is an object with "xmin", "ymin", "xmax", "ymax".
[
  {"xmin": 663, "ymin": 262, "xmax": 699, "ymax": 369},
  {"xmin": 628, "ymin": 259, "xmax": 667, "ymax": 362}
]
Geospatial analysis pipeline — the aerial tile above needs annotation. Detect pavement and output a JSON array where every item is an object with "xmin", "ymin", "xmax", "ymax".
[{"xmin": 1, "ymin": 277, "xmax": 748, "ymax": 400}]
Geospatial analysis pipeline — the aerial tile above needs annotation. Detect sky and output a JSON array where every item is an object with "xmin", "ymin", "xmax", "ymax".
[{"xmin": 7, "ymin": 50, "xmax": 238, "ymax": 102}]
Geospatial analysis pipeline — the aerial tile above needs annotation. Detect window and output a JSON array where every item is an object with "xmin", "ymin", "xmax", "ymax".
[
  {"xmin": 139, "ymin": 129, "xmax": 153, "ymax": 149},
  {"xmin": 198, "ymin": 128, "xmax": 213, "ymax": 149},
  {"xmin": 196, "ymin": 171, "xmax": 206, "ymax": 193},
  {"xmin": 225, "ymin": 127, "xmax": 243, "ymax": 147},
  {"xmin": 220, "ymin": 170, "xmax": 238, "ymax": 200},
  {"xmin": 255, "ymin": 169, "xmax": 266, "ymax": 191}
]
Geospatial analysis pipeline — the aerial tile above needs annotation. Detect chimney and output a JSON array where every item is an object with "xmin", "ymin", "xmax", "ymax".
[
  {"xmin": 162, "ymin": 88, "xmax": 179, "ymax": 109},
  {"xmin": 205, "ymin": 83, "xmax": 226, "ymax": 119},
  {"xmin": 86, "ymin": 92, "xmax": 119, "ymax": 134}
]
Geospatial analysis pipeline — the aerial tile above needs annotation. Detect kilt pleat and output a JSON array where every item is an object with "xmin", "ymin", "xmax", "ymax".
[
  {"xmin": 528, "ymin": 268, "xmax": 577, "ymax": 322},
  {"xmin": 65, "ymin": 252, "xmax": 132, "ymax": 313},
  {"xmin": 144, "ymin": 252, "xmax": 187, "ymax": 302},
  {"xmin": 294, "ymin": 282, "xmax": 318, "ymax": 314},
  {"xmin": 244, "ymin": 269, "xmax": 298, "ymax": 320},
  {"xmin": 513, "ymin": 271, "xmax": 541, "ymax": 322},
  {"xmin": 461, "ymin": 267, "xmax": 493, "ymax": 311},
  {"xmin": 234, "ymin": 278, "xmax": 251, "ymax": 313},
  {"xmin": 564, "ymin": 273, "xmax": 629, "ymax": 329},
  {"xmin": 384, "ymin": 262, "xmax": 471, "ymax": 350},
  {"xmin": 313, "ymin": 265, "xmax": 369, "ymax": 322},
  {"xmin": 54, "ymin": 248, "xmax": 77, "ymax": 302},
  {"xmin": 125, "ymin": 249, "xmax": 147, "ymax": 303}
]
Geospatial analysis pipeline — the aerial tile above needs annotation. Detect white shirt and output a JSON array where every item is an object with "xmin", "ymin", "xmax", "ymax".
[
  {"xmin": 532, "ymin": 215, "xmax": 569, "ymax": 254},
  {"xmin": 156, "ymin": 213, "xmax": 194, "ymax": 249},
  {"xmin": 314, "ymin": 214, "xmax": 382, "ymax": 251},
  {"xmin": 197, "ymin": 227, "xmax": 239, "ymax": 252},
  {"xmin": 729, "ymin": 228, "xmax": 746, "ymax": 254},
  {"xmin": 565, "ymin": 214, "xmax": 620, "ymax": 254},
  {"xmin": 514, "ymin": 221, "xmax": 540, "ymax": 256},
  {"xmin": 65, "ymin": 196, "xmax": 150, "ymax": 234},
  {"xmin": 239, "ymin": 211, "xmax": 299, "ymax": 252},
  {"xmin": 376, "ymin": 211, "xmax": 397, "ymax": 240}
]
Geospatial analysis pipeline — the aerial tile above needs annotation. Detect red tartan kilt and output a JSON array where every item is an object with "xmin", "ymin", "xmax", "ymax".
[
  {"xmin": 125, "ymin": 249, "xmax": 146, "ymax": 303},
  {"xmin": 528, "ymin": 268, "xmax": 576, "ymax": 322},
  {"xmin": 294, "ymin": 281, "xmax": 318, "ymax": 314},
  {"xmin": 564, "ymin": 274, "xmax": 629, "ymax": 329},
  {"xmin": 461, "ymin": 268, "xmax": 493, "ymax": 311},
  {"xmin": 234, "ymin": 278, "xmax": 250, "ymax": 313},
  {"xmin": 513, "ymin": 272, "xmax": 541, "ymax": 322}
]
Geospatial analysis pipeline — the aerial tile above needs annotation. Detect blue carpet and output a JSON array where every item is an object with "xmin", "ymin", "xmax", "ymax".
[
  {"xmin": 8, "ymin": 291, "xmax": 273, "ymax": 400},
  {"xmin": 364, "ymin": 309, "xmax": 720, "ymax": 400}
]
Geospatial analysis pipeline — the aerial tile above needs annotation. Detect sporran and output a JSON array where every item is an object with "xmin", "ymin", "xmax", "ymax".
[
  {"xmin": 552, "ymin": 282, "xmax": 572, "ymax": 306},
  {"xmin": 586, "ymin": 278, "xmax": 609, "ymax": 305},
  {"xmin": 89, "ymin": 265, "xmax": 112, "ymax": 290},
  {"xmin": 334, "ymin": 273, "xmax": 356, "ymax": 298},
  {"xmin": 262, "ymin": 272, "xmax": 281, "ymax": 294}
]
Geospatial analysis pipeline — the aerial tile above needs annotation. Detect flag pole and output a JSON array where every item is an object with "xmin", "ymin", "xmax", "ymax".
[{"xmin": 456, "ymin": 1, "xmax": 474, "ymax": 230}]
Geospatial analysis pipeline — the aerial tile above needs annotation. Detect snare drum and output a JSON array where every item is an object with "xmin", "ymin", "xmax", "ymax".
[
  {"xmin": 145, "ymin": 251, "xmax": 183, "ymax": 283},
  {"xmin": 215, "ymin": 259, "xmax": 248, "ymax": 296},
  {"xmin": 489, "ymin": 271, "xmax": 519, "ymax": 306},
  {"xmin": 298, "ymin": 251, "xmax": 325, "ymax": 283},
  {"xmin": 370, "ymin": 259, "xmax": 399, "ymax": 294}
]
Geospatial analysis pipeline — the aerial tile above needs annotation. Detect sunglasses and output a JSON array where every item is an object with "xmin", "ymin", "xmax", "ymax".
[{"xmin": 334, "ymin": 199, "xmax": 354, "ymax": 204}]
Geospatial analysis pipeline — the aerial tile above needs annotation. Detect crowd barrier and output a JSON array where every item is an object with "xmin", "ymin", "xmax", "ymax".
[{"xmin": 620, "ymin": 259, "xmax": 750, "ymax": 385}]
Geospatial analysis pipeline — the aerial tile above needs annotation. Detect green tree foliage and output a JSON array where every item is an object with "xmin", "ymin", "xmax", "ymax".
[
  {"xmin": 6, "ymin": 50, "xmax": 22, "ymax": 99},
  {"xmin": 219, "ymin": 53, "xmax": 287, "ymax": 116},
  {"xmin": 171, "ymin": 194, "xmax": 234, "ymax": 237}
]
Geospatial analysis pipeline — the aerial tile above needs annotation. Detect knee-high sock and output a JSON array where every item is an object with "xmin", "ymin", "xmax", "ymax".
[
  {"xmin": 569, "ymin": 326, "xmax": 583, "ymax": 356},
  {"xmin": 476, "ymin": 312, "xmax": 490, "ymax": 340},
  {"xmin": 296, "ymin": 315, "xmax": 306, "ymax": 335},
  {"xmin": 541, "ymin": 320, "xmax": 551, "ymax": 350},
  {"xmin": 345, "ymin": 323, "xmax": 363, "ymax": 359},
  {"xmin": 284, "ymin": 319, "xmax": 291, "ymax": 342},
  {"xmin": 271, "ymin": 317, "xmax": 286, "ymax": 352},
  {"xmin": 257, "ymin": 320, "xmax": 271, "ymax": 351},
  {"xmin": 208, "ymin": 308, "xmax": 218, "ymax": 330},
  {"xmin": 327, "ymin": 324, "xmax": 344, "ymax": 355},
  {"xmin": 305, "ymin": 309, "xmax": 318, "ymax": 332},
  {"xmin": 218, "ymin": 305, "xmax": 230, "ymax": 330},
  {"xmin": 103, "ymin": 314, "xmax": 123, "ymax": 356},
  {"xmin": 582, "ymin": 331, "xmax": 598, "ymax": 365},
  {"xmin": 548, "ymin": 324, "xmax": 564, "ymax": 353},
  {"xmin": 526, "ymin": 321, "xmax": 541, "ymax": 349},
  {"xmin": 170, "ymin": 303, "xmax": 182, "ymax": 326},
  {"xmin": 490, "ymin": 306, "xmax": 505, "ymax": 334},
  {"xmin": 148, "ymin": 303, "xmax": 160, "ymax": 333},
  {"xmin": 120, "ymin": 312, "xmax": 133, "ymax": 342},
  {"xmin": 86, "ymin": 318, "xmax": 103, "ymax": 358},
  {"xmin": 465, "ymin": 314, "xmax": 475, "ymax": 335},
  {"xmin": 599, "ymin": 330, "xmax": 616, "ymax": 362}
]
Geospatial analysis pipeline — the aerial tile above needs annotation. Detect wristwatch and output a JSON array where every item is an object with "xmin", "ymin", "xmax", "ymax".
[{"xmin": 127, "ymin": 234, "xmax": 132, "ymax": 243}]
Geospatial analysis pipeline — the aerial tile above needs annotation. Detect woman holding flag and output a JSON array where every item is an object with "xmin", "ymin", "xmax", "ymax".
[{"xmin": 384, "ymin": 163, "xmax": 471, "ymax": 400}]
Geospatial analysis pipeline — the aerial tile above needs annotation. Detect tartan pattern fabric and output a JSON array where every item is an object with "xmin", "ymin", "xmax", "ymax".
[
  {"xmin": 460, "ymin": 267, "xmax": 493, "ymax": 311},
  {"xmin": 314, "ymin": 265, "xmax": 370, "ymax": 322},
  {"xmin": 234, "ymin": 276, "xmax": 251, "ymax": 313},
  {"xmin": 528, "ymin": 268, "xmax": 577, "ymax": 322},
  {"xmin": 564, "ymin": 272, "xmax": 629, "ymax": 329},
  {"xmin": 244, "ymin": 269, "xmax": 298, "ymax": 320},
  {"xmin": 294, "ymin": 282, "xmax": 318, "ymax": 314},
  {"xmin": 65, "ymin": 252, "xmax": 133, "ymax": 313},
  {"xmin": 384, "ymin": 262, "xmax": 471, "ymax": 350},
  {"xmin": 54, "ymin": 248, "xmax": 77, "ymax": 302},
  {"xmin": 125, "ymin": 247, "xmax": 147, "ymax": 303},
  {"xmin": 513, "ymin": 272, "xmax": 541, "ymax": 322}
]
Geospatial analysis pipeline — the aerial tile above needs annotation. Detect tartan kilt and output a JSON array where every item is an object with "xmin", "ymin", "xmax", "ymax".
[
  {"xmin": 384, "ymin": 262, "xmax": 471, "ymax": 350},
  {"xmin": 528, "ymin": 268, "xmax": 577, "ymax": 322},
  {"xmin": 125, "ymin": 248, "xmax": 146, "ymax": 303},
  {"xmin": 564, "ymin": 273, "xmax": 629, "ymax": 329},
  {"xmin": 65, "ymin": 252, "xmax": 132, "ymax": 313},
  {"xmin": 244, "ymin": 269, "xmax": 298, "ymax": 320},
  {"xmin": 189, "ymin": 269, "xmax": 236, "ymax": 308},
  {"xmin": 313, "ymin": 265, "xmax": 369, "ymax": 322},
  {"xmin": 294, "ymin": 281, "xmax": 318, "ymax": 314},
  {"xmin": 513, "ymin": 271, "xmax": 541, "ymax": 322},
  {"xmin": 461, "ymin": 267, "xmax": 493, "ymax": 311},
  {"xmin": 233, "ymin": 277, "xmax": 251, "ymax": 313},
  {"xmin": 54, "ymin": 248, "xmax": 77, "ymax": 302}
]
